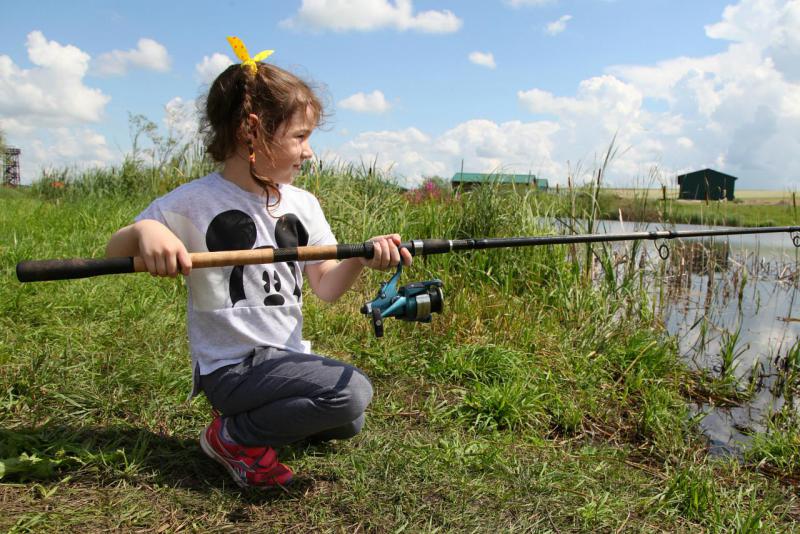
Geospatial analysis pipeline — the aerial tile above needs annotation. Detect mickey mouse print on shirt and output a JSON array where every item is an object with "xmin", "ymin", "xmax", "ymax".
[{"xmin": 205, "ymin": 209, "xmax": 309, "ymax": 308}]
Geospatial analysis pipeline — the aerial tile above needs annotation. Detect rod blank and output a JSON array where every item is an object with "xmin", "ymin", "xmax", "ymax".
[{"xmin": 16, "ymin": 226, "xmax": 800, "ymax": 283}]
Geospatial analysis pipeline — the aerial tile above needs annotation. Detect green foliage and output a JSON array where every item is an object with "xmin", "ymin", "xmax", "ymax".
[
  {"xmin": 660, "ymin": 464, "xmax": 719, "ymax": 521},
  {"xmin": 426, "ymin": 344, "xmax": 526, "ymax": 384},
  {"xmin": 460, "ymin": 379, "xmax": 549, "ymax": 431},
  {"xmin": 747, "ymin": 420, "xmax": 800, "ymax": 475},
  {"xmin": 745, "ymin": 341, "xmax": 800, "ymax": 476},
  {"xmin": 654, "ymin": 462, "xmax": 784, "ymax": 532}
]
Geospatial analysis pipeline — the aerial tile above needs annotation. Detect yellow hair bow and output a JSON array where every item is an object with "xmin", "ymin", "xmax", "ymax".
[{"xmin": 226, "ymin": 36, "xmax": 274, "ymax": 76}]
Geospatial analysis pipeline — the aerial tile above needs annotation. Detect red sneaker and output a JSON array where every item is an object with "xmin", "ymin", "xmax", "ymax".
[{"xmin": 200, "ymin": 416, "xmax": 293, "ymax": 488}]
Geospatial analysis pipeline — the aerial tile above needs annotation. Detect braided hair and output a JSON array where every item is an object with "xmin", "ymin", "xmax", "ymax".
[{"xmin": 201, "ymin": 62, "xmax": 324, "ymax": 211}]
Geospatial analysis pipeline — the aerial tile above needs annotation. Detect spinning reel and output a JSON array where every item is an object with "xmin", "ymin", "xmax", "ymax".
[{"xmin": 360, "ymin": 264, "xmax": 444, "ymax": 337}]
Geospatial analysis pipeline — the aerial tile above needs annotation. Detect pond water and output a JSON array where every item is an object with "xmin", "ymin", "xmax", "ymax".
[{"xmin": 589, "ymin": 220, "xmax": 800, "ymax": 455}]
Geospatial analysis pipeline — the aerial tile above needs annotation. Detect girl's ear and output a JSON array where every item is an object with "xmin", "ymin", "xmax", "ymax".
[
  {"xmin": 236, "ymin": 114, "xmax": 261, "ymax": 142},
  {"xmin": 247, "ymin": 113, "xmax": 261, "ymax": 139}
]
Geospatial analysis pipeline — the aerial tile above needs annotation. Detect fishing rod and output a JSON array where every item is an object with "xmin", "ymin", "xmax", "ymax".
[{"xmin": 16, "ymin": 225, "xmax": 800, "ymax": 337}]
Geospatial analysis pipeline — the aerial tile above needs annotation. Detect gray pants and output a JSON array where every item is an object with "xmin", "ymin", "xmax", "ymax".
[{"xmin": 200, "ymin": 347, "xmax": 374, "ymax": 447}]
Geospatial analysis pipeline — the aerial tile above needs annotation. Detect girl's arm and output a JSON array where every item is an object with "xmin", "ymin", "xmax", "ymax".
[
  {"xmin": 305, "ymin": 234, "xmax": 412, "ymax": 302},
  {"xmin": 106, "ymin": 219, "xmax": 192, "ymax": 277}
]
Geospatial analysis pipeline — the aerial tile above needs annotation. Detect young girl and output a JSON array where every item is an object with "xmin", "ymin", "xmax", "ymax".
[{"xmin": 105, "ymin": 37, "xmax": 411, "ymax": 488}]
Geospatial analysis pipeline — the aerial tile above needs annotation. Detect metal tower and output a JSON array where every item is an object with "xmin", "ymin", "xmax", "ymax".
[{"xmin": 3, "ymin": 147, "xmax": 20, "ymax": 187}]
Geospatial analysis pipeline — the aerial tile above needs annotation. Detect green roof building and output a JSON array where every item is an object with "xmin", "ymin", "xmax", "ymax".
[
  {"xmin": 451, "ymin": 172, "xmax": 549, "ymax": 190},
  {"xmin": 677, "ymin": 168, "xmax": 737, "ymax": 201}
]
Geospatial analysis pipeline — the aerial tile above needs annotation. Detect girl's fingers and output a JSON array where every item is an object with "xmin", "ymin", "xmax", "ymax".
[
  {"xmin": 150, "ymin": 256, "xmax": 160, "ymax": 276},
  {"xmin": 155, "ymin": 255, "xmax": 167, "ymax": 276},
  {"xmin": 388, "ymin": 240, "xmax": 400, "ymax": 267},
  {"xmin": 166, "ymin": 253, "xmax": 178, "ymax": 277},
  {"xmin": 144, "ymin": 256, "xmax": 157, "ymax": 276},
  {"xmin": 379, "ymin": 238, "xmax": 391, "ymax": 269},
  {"xmin": 177, "ymin": 248, "xmax": 192, "ymax": 276},
  {"xmin": 365, "ymin": 235, "xmax": 412, "ymax": 270},
  {"xmin": 400, "ymin": 246, "xmax": 413, "ymax": 266},
  {"xmin": 390, "ymin": 234, "xmax": 410, "ymax": 266},
  {"xmin": 372, "ymin": 238, "xmax": 382, "ymax": 265}
]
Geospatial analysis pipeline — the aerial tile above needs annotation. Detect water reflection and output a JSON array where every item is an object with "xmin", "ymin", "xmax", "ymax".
[{"xmin": 591, "ymin": 220, "xmax": 800, "ymax": 455}]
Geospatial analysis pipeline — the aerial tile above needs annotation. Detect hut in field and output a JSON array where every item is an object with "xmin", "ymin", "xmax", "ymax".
[
  {"xmin": 451, "ymin": 172, "xmax": 549, "ymax": 191},
  {"xmin": 677, "ymin": 168, "xmax": 737, "ymax": 201}
]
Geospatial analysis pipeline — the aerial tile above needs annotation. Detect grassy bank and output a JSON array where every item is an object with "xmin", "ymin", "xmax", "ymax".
[
  {"xmin": 1, "ymin": 166, "xmax": 799, "ymax": 531},
  {"xmin": 598, "ymin": 189, "xmax": 800, "ymax": 227}
]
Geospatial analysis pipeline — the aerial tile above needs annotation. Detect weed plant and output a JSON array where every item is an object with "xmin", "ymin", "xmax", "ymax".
[{"xmin": 1, "ymin": 159, "xmax": 798, "ymax": 531}]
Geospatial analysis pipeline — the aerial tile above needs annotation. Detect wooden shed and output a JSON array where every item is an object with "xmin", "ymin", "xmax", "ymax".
[
  {"xmin": 451, "ymin": 172, "xmax": 549, "ymax": 191},
  {"xmin": 677, "ymin": 168, "xmax": 737, "ymax": 201}
]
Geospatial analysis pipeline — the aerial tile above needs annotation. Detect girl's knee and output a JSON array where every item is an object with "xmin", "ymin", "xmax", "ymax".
[
  {"xmin": 324, "ymin": 367, "xmax": 372, "ymax": 423},
  {"xmin": 348, "ymin": 369, "xmax": 373, "ymax": 414}
]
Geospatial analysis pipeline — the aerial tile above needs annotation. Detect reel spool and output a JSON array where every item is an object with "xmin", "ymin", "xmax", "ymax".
[{"xmin": 360, "ymin": 264, "xmax": 444, "ymax": 337}]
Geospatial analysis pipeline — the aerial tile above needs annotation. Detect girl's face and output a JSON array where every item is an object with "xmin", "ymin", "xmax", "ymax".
[{"xmin": 257, "ymin": 105, "xmax": 316, "ymax": 185}]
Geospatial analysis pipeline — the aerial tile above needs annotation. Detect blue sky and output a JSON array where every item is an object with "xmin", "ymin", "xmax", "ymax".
[{"xmin": 2, "ymin": 0, "xmax": 799, "ymax": 189}]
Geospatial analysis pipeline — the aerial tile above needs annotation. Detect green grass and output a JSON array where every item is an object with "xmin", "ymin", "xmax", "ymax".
[
  {"xmin": 1, "ymin": 165, "xmax": 799, "ymax": 531},
  {"xmin": 607, "ymin": 188, "xmax": 795, "ymax": 201},
  {"xmin": 597, "ymin": 192, "xmax": 800, "ymax": 227}
]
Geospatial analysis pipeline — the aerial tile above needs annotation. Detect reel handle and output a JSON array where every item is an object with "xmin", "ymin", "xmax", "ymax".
[{"xmin": 371, "ymin": 308, "xmax": 385, "ymax": 338}]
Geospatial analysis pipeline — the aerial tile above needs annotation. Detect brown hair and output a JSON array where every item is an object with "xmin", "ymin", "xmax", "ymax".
[{"xmin": 200, "ymin": 62, "xmax": 324, "ymax": 208}]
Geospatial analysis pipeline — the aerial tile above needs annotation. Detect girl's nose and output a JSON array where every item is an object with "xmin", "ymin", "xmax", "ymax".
[{"xmin": 301, "ymin": 141, "xmax": 314, "ymax": 160}]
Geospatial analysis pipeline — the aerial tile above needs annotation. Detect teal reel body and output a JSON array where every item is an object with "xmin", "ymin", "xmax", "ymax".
[{"xmin": 360, "ymin": 264, "xmax": 444, "ymax": 337}]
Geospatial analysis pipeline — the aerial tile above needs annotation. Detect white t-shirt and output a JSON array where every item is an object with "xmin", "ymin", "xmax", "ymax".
[{"xmin": 135, "ymin": 172, "xmax": 337, "ymax": 382}]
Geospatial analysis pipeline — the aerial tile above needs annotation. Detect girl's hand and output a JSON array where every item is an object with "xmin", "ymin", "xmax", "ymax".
[
  {"xmin": 360, "ymin": 234, "xmax": 413, "ymax": 271},
  {"xmin": 135, "ymin": 219, "xmax": 192, "ymax": 277}
]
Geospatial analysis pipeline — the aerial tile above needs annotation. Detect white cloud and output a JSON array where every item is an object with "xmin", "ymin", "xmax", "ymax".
[
  {"xmin": 705, "ymin": 0, "xmax": 800, "ymax": 80},
  {"xmin": 545, "ymin": 14, "xmax": 572, "ymax": 35},
  {"xmin": 0, "ymin": 31, "xmax": 110, "ymax": 126},
  {"xmin": 468, "ymin": 51, "xmax": 496, "ymax": 69},
  {"xmin": 4, "ymin": 126, "xmax": 118, "ymax": 184},
  {"xmin": 319, "ymin": 76, "xmax": 661, "ymax": 187},
  {"xmin": 600, "ymin": 0, "xmax": 800, "ymax": 187},
  {"xmin": 323, "ymin": 120, "xmax": 561, "ymax": 188},
  {"xmin": 0, "ymin": 31, "xmax": 118, "ymax": 183},
  {"xmin": 44, "ymin": 128, "xmax": 115, "ymax": 166},
  {"xmin": 705, "ymin": 0, "xmax": 785, "ymax": 45},
  {"xmin": 339, "ymin": 90, "xmax": 392, "ymax": 113},
  {"xmin": 164, "ymin": 97, "xmax": 199, "ymax": 143},
  {"xmin": 516, "ymin": 75, "xmax": 662, "ymax": 179},
  {"xmin": 518, "ymin": 75, "xmax": 643, "ymax": 121},
  {"xmin": 94, "ymin": 38, "xmax": 170, "ymax": 76},
  {"xmin": 281, "ymin": 0, "xmax": 462, "ymax": 33},
  {"xmin": 195, "ymin": 53, "xmax": 233, "ymax": 85},
  {"xmin": 320, "ymin": 0, "xmax": 800, "ymax": 189}
]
